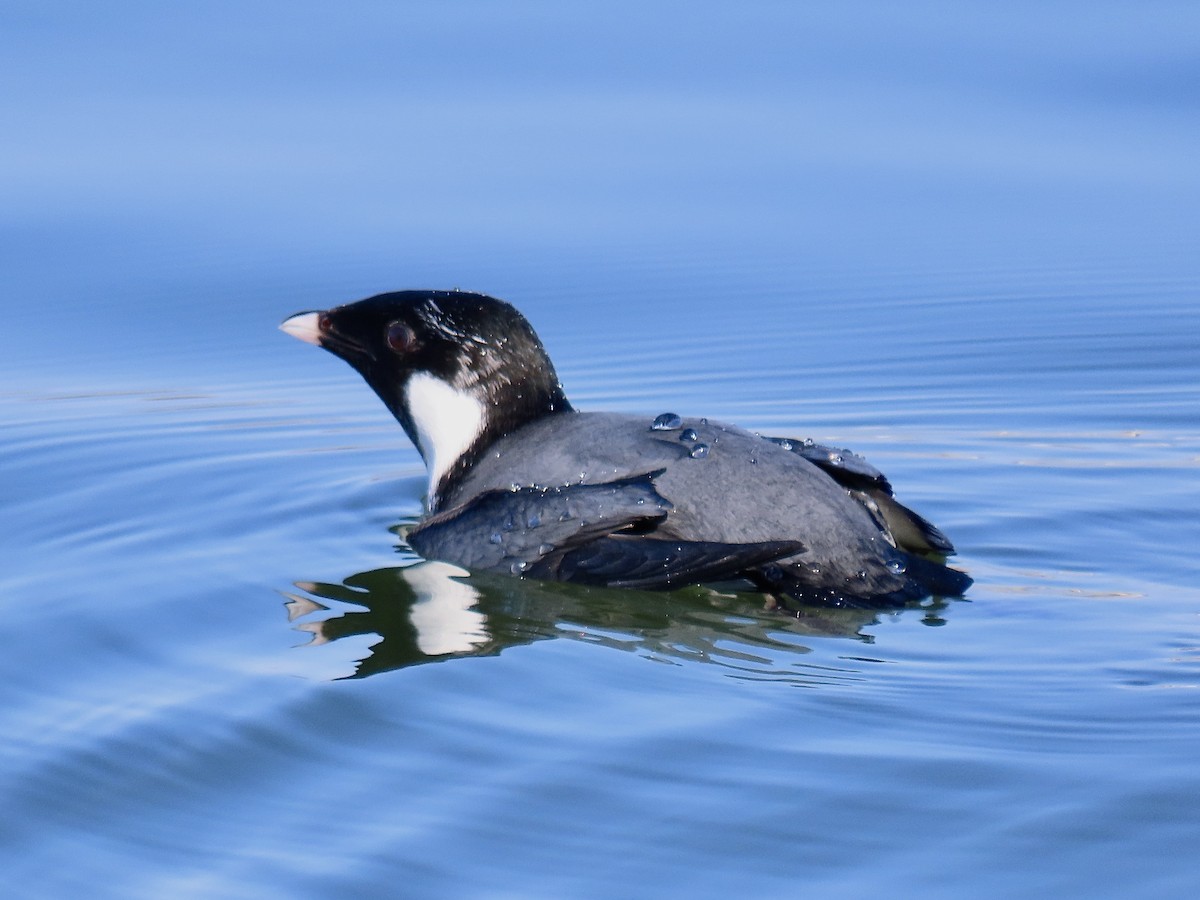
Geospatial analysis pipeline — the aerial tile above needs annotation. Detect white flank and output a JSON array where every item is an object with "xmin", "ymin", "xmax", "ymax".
[
  {"xmin": 404, "ymin": 371, "xmax": 485, "ymax": 506},
  {"xmin": 279, "ymin": 311, "xmax": 323, "ymax": 345},
  {"xmin": 403, "ymin": 561, "xmax": 488, "ymax": 656}
]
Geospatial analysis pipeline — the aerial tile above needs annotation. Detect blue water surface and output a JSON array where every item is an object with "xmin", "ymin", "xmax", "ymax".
[{"xmin": 3, "ymin": 3, "xmax": 1199, "ymax": 897}]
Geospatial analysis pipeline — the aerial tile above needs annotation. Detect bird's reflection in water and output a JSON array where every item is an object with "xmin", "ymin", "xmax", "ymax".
[{"xmin": 283, "ymin": 561, "xmax": 955, "ymax": 680}]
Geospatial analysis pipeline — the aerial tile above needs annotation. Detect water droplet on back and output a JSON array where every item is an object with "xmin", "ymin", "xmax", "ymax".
[
  {"xmin": 689, "ymin": 443, "xmax": 710, "ymax": 459},
  {"xmin": 679, "ymin": 428, "xmax": 698, "ymax": 442},
  {"xmin": 651, "ymin": 412, "xmax": 683, "ymax": 431}
]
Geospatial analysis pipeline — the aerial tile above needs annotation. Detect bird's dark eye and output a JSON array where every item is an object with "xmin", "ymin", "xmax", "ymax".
[
  {"xmin": 318, "ymin": 314, "xmax": 333, "ymax": 332},
  {"xmin": 386, "ymin": 321, "xmax": 418, "ymax": 354}
]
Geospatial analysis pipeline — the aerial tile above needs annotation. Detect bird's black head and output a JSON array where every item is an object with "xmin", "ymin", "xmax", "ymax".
[{"xmin": 281, "ymin": 290, "xmax": 573, "ymax": 508}]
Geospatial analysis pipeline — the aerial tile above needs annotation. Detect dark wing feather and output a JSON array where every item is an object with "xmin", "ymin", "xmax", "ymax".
[
  {"xmin": 409, "ymin": 470, "xmax": 804, "ymax": 590},
  {"xmin": 862, "ymin": 490, "xmax": 956, "ymax": 555},
  {"xmin": 541, "ymin": 537, "xmax": 805, "ymax": 590},
  {"xmin": 765, "ymin": 436, "xmax": 892, "ymax": 491},
  {"xmin": 407, "ymin": 471, "xmax": 672, "ymax": 575},
  {"xmin": 763, "ymin": 435, "xmax": 955, "ymax": 555}
]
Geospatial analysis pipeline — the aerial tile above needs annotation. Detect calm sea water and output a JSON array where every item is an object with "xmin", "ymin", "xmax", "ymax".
[{"xmin": 3, "ymin": 3, "xmax": 1199, "ymax": 898}]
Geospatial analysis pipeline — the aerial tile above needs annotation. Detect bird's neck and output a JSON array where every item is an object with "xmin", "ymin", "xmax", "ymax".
[{"xmin": 402, "ymin": 372, "xmax": 573, "ymax": 511}]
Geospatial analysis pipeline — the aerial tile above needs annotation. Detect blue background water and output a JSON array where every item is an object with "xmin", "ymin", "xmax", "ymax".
[{"xmin": 3, "ymin": 3, "xmax": 1199, "ymax": 897}]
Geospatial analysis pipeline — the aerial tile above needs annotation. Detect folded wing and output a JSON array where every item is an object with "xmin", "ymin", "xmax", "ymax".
[{"xmin": 409, "ymin": 471, "xmax": 803, "ymax": 590}]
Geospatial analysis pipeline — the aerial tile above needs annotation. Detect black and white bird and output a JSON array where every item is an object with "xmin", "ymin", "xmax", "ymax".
[{"xmin": 281, "ymin": 290, "xmax": 971, "ymax": 609}]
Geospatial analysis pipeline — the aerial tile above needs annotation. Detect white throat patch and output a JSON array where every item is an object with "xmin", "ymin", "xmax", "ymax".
[{"xmin": 404, "ymin": 372, "xmax": 485, "ymax": 508}]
